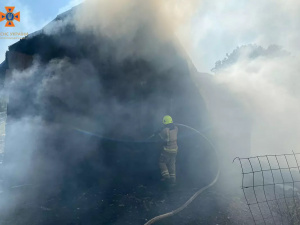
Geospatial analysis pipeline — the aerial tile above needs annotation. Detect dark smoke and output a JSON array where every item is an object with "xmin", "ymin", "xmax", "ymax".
[{"xmin": 0, "ymin": 4, "xmax": 219, "ymax": 225}]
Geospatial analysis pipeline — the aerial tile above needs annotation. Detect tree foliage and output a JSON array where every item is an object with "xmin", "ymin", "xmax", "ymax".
[{"xmin": 211, "ymin": 44, "xmax": 290, "ymax": 72}]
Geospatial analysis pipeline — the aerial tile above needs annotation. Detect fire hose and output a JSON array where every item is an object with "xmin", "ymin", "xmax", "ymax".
[
  {"xmin": 72, "ymin": 123, "xmax": 220, "ymax": 224},
  {"xmin": 144, "ymin": 123, "xmax": 220, "ymax": 225}
]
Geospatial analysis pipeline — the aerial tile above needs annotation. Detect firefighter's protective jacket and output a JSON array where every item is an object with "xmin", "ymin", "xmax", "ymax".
[{"xmin": 159, "ymin": 124, "xmax": 178, "ymax": 153}]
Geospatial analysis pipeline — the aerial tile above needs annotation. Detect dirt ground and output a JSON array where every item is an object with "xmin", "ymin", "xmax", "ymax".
[{"xmin": 0, "ymin": 178, "xmax": 254, "ymax": 225}]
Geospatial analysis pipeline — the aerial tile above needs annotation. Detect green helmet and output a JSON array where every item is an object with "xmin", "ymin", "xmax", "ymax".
[{"xmin": 163, "ymin": 115, "xmax": 173, "ymax": 125}]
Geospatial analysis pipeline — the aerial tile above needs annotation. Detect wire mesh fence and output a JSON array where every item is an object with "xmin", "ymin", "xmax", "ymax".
[{"xmin": 234, "ymin": 153, "xmax": 300, "ymax": 225}]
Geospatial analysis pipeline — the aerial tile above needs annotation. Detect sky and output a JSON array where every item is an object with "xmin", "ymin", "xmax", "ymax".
[
  {"xmin": 186, "ymin": 0, "xmax": 300, "ymax": 72},
  {"xmin": 0, "ymin": 0, "xmax": 83, "ymax": 64}
]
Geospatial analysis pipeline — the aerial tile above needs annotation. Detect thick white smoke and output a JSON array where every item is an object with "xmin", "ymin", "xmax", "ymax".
[
  {"xmin": 2, "ymin": 1, "xmax": 300, "ymax": 223},
  {"xmin": 190, "ymin": 0, "xmax": 300, "ymax": 71},
  {"xmin": 73, "ymin": 0, "xmax": 300, "ymax": 157},
  {"xmin": 74, "ymin": 0, "xmax": 201, "ymax": 62},
  {"xmin": 214, "ymin": 52, "xmax": 300, "ymax": 155},
  {"xmin": 76, "ymin": 0, "xmax": 201, "ymax": 37}
]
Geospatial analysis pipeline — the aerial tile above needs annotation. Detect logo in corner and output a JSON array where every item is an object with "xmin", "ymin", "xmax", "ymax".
[{"xmin": 0, "ymin": 7, "xmax": 20, "ymax": 27}]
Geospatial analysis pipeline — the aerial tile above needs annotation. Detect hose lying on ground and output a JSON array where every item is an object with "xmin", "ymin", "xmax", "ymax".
[
  {"xmin": 144, "ymin": 123, "xmax": 220, "ymax": 225},
  {"xmin": 71, "ymin": 123, "xmax": 220, "ymax": 224}
]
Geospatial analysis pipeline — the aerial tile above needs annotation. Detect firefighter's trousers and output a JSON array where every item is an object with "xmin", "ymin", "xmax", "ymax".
[{"xmin": 159, "ymin": 150, "xmax": 177, "ymax": 183}]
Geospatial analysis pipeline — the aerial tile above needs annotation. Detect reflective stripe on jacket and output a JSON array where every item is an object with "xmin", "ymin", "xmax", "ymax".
[{"xmin": 159, "ymin": 125, "xmax": 178, "ymax": 153}]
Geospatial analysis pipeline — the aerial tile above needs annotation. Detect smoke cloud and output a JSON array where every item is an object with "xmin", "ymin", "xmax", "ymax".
[
  {"xmin": 189, "ymin": 0, "xmax": 300, "ymax": 72},
  {"xmin": 212, "ymin": 49, "xmax": 300, "ymax": 156},
  {"xmin": 3, "ymin": 0, "xmax": 300, "ymax": 223},
  {"xmin": 76, "ymin": 0, "xmax": 201, "ymax": 37},
  {"xmin": 72, "ymin": 0, "xmax": 300, "ymax": 158},
  {"xmin": 1, "ymin": 2, "xmax": 210, "ymax": 223},
  {"xmin": 74, "ymin": 0, "xmax": 202, "ymax": 63}
]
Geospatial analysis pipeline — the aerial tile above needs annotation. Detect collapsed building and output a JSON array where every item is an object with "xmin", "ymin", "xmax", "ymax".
[{"xmin": 0, "ymin": 5, "xmax": 252, "ymax": 225}]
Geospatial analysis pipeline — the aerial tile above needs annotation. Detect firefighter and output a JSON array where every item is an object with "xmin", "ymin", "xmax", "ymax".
[{"xmin": 156, "ymin": 115, "xmax": 178, "ymax": 185}]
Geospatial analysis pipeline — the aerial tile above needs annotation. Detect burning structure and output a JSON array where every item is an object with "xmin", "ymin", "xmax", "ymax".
[
  {"xmin": 0, "ymin": 5, "xmax": 217, "ymax": 225},
  {"xmin": 0, "ymin": 3, "xmax": 254, "ymax": 225}
]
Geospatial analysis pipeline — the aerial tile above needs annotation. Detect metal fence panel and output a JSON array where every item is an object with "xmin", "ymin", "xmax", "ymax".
[{"xmin": 235, "ymin": 153, "xmax": 300, "ymax": 225}]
